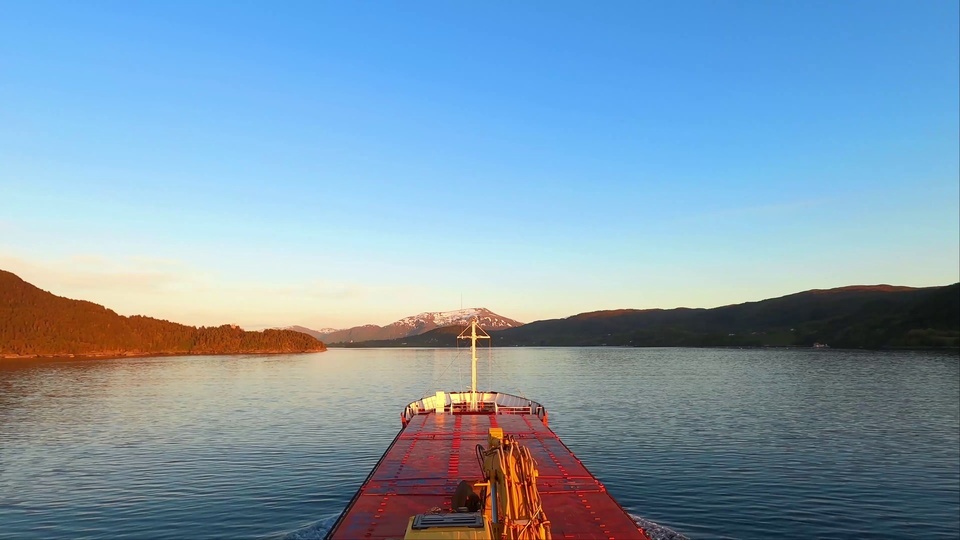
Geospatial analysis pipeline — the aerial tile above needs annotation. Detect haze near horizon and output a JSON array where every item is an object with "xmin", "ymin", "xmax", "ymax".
[{"xmin": 1, "ymin": 1, "xmax": 958, "ymax": 329}]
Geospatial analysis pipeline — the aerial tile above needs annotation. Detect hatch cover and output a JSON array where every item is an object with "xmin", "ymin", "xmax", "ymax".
[{"xmin": 411, "ymin": 512, "xmax": 484, "ymax": 529}]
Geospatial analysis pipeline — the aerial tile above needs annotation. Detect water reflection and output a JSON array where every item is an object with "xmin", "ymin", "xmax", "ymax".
[{"xmin": 0, "ymin": 349, "xmax": 957, "ymax": 539}]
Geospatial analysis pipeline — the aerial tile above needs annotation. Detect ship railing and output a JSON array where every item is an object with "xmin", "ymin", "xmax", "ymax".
[
  {"xmin": 496, "ymin": 406, "xmax": 533, "ymax": 415},
  {"xmin": 401, "ymin": 391, "xmax": 548, "ymax": 424}
]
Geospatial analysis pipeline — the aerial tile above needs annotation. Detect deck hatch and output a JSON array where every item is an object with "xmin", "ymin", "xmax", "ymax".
[{"xmin": 411, "ymin": 512, "xmax": 484, "ymax": 529}]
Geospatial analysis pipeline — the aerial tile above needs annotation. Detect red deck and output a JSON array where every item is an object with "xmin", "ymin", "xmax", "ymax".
[{"xmin": 327, "ymin": 412, "xmax": 649, "ymax": 539}]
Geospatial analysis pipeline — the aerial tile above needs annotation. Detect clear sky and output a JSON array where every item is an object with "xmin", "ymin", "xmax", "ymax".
[{"xmin": 1, "ymin": 1, "xmax": 958, "ymax": 329}]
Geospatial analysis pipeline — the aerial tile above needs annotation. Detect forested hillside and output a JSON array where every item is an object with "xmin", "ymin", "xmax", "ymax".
[
  {"xmin": 0, "ymin": 270, "xmax": 326, "ymax": 357},
  {"xmin": 338, "ymin": 284, "xmax": 959, "ymax": 349}
]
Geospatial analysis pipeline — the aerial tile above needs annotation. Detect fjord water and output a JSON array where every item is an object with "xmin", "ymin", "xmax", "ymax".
[{"xmin": 0, "ymin": 349, "xmax": 957, "ymax": 539}]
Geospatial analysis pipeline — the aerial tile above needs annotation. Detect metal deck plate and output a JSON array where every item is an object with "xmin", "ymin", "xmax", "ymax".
[{"xmin": 327, "ymin": 412, "xmax": 650, "ymax": 540}]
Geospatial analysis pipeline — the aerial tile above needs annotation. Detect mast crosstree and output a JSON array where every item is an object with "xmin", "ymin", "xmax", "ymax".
[{"xmin": 458, "ymin": 319, "xmax": 490, "ymax": 410}]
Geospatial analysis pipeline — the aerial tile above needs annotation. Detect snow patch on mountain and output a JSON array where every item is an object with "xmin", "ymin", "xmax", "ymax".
[
  {"xmin": 395, "ymin": 308, "xmax": 518, "ymax": 329},
  {"xmin": 317, "ymin": 308, "xmax": 522, "ymax": 343},
  {"xmin": 315, "ymin": 328, "xmax": 340, "ymax": 334}
]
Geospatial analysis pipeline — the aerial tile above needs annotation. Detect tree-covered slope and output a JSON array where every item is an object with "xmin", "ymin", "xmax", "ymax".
[
  {"xmin": 0, "ymin": 270, "xmax": 327, "ymax": 357},
  {"xmin": 336, "ymin": 284, "xmax": 959, "ymax": 349}
]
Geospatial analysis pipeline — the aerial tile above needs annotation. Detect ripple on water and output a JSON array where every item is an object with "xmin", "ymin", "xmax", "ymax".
[{"xmin": 0, "ymin": 349, "xmax": 957, "ymax": 540}]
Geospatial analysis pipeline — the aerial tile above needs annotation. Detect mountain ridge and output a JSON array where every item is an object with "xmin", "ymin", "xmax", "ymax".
[
  {"xmin": 307, "ymin": 308, "xmax": 522, "ymax": 344},
  {"xmin": 0, "ymin": 270, "xmax": 327, "ymax": 358},
  {"xmin": 335, "ymin": 283, "xmax": 959, "ymax": 349}
]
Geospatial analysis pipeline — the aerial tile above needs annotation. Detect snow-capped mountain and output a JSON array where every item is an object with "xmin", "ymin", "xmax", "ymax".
[
  {"xmin": 317, "ymin": 308, "xmax": 522, "ymax": 344},
  {"xmin": 395, "ymin": 308, "xmax": 519, "ymax": 331}
]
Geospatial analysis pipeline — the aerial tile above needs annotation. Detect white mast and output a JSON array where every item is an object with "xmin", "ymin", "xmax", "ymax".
[{"xmin": 458, "ymin": 318, "xmax": 490, "ymax": 410}]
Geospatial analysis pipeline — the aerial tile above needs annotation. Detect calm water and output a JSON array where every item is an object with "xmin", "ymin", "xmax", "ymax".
[{"xmin": 1, "ymin": 348, "xmax": 957, "ymax": 539}]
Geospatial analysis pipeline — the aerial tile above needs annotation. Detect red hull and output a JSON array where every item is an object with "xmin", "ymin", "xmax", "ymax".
[{"xmin": 327, "ymin": 411, "xmax": 650, "ymax": 539}]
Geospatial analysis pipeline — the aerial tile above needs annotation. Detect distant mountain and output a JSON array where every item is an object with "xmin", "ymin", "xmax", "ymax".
[
  {"xmin": 337, "ymin": 284, "xmax": 959, "ymax": 349},
  {"xmin": 319, "ymin": 308, "xmax": 522, "ymax": 344},
  {"xmin": 337, "ymin": 325, "xmax": 484, "ymax": 347},
  {"xmin": 0, "ymin": 270, "xmax": 327, "ymax": 358},
  {"xmin": 283, "ymin": 325, "xmax": 340, "ymax": 341}
]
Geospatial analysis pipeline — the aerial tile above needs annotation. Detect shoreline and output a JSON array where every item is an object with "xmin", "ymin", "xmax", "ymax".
[
  {"xmin": 5, "ymin": 345, "xmax": 955, "ymax": 360},
  {"xmin": 0, "ymin": 349, "xmax": 327, "ymax": 361},
  {"xmin": 328, "ymin": 344, "xmax": 960, "ymax": 352}
]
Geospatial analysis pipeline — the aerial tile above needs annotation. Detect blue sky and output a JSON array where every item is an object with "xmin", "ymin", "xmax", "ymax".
[{"xmin": 1, "ymin": 1, "xmax": 958, "ymax": 329}]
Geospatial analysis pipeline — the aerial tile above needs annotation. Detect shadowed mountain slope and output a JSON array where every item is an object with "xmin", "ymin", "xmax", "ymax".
[{"xmin": 337, "ymin": 284, "xmax": 959, "ymax": 349}]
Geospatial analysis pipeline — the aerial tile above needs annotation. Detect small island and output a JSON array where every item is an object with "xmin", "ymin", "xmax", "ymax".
[{"xmin": 0, "ymin": 270, "xmax": 326, "ymax": 358}]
